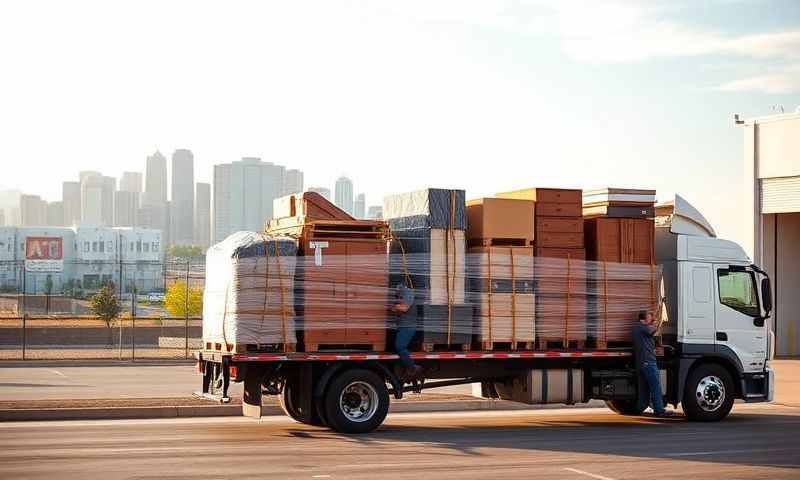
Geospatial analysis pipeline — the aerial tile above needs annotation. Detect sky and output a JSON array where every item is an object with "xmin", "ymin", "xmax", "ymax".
[{"xmin": 0, "ymin": 0, "xmax": 798, "ymax": 250}]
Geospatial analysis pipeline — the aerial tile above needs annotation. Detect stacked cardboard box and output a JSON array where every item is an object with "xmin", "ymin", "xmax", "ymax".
[
  {"xmin": 202, "ymin": 232, "xmax": 298, "ymax": 353},
  {"xmin": 583, "ymin": 188, "xmax": 658, "ymax": 347},
  {"xmin": 384, "ymin": 189, "xmax": 473, "ymax": 351},
  {"xmin": 465, "ymin": 197, "xmax": 535, "ymax": 350},
  {"xmin": 497, "ymin": 188, "xmax": 586, "ymax": 349},
  {"xmin": 269, "ymin": 192, "xmax": 389, "ymax": 352}
]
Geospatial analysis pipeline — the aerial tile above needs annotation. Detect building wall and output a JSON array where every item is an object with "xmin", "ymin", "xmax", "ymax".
[
  {"xmin": 335, "ymin": 176, "xmax": 353, "ymax": 215},
  {"xmin": 62, "ymin": 181, "xmax": 81, "ymax": 227},
  {"xmin": 745, "ymin": 113, "xmax": 800, "ymax": 357},
  {"xmin": 195, "ymin": 183, "xmax": 211, "ymax": 249},
  {"xmin": 120, "ymin": 172, "xmax": 143, "ymax": 193},
  {"xmin": 20, "ymin": 195, "xmax": 47, "ymax": 226},
  {"xmin": 46, "ymin": 202, "xmax": 64, "ymax": 227},
  {"xmin": 170, "ymin": 149, "xmax": 195, "ymax": 245},
  {"xmin": 144, "ymin": 151, "xmax": 168, "ymax": 206},
  {"xmin": 114, "ymin": 191, "xmax": 139, "ymax": 227}
]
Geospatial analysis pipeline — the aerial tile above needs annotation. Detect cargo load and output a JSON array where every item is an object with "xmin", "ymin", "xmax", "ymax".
[
  {"xmin": 385, "ymin": 188, "xmax": 473, "ymax": 350},
  {"xmin": 584, "ymin": 216, "xmax": 658, "ymax": 347},
  {"xmin": 269, "ymin": 192, "xmax": 390, "ymax": 352},
  {"xmin": 467, "ymin": 246, "xmax": 535, "ymax": 350},
  {"xmin": 466, "ymin": 197, "xmax": 534, "ymax": 246},
  {"xmin": 202, "ymin": 231, "xmax": 297, "ymax": 352},
  {"xmin": 582, "ymin": 188, "xmax": 657, "ymax": 218}
]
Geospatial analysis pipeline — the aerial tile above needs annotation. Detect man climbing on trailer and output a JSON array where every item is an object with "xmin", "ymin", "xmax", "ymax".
[
  {"xmin": 633, "ymin": 310, "xmax": 674, "ymax": 417},
  {"xmin": 391, "ymin": 283, "xmax": 423, "ymax": 379}
]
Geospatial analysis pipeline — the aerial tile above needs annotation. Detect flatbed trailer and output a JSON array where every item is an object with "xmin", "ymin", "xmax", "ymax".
[{"xmin": 195, "ymin": 346, "xmax": 689, "ymax": 433}]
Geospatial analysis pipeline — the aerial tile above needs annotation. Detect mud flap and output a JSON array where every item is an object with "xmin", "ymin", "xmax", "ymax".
[{"xmin": 242, "ymin": 367, "xmax": 263, "ymax": 419}]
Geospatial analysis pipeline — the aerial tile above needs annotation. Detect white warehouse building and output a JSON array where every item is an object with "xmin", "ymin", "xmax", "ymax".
[
  {"xmin": 742, "ymin": 111, "xmax": 800, "ymax": 357},
  {"xmin": 0, "ymin": 226, "xmax": 163, "ymax": 295}
]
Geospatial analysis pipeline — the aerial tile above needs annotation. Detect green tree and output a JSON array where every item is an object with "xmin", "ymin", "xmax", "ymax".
[
  {"xmin": 167, "ymin": 245, "xmax": 204, "ymax": 261},
  {"xmin": 90, "ymin": 281, "xmax": 122, "ymax": 344},
  {"xmin": 165, "ymin": 280, "xmax": 203, "ymax": 317}
]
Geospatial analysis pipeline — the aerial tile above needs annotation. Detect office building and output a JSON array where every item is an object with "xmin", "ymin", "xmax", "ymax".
[
  {"xmin": 307, "ymin": 187, "xmax": 331, "ymax": 201},
  {"xmin": 114, "ymin": 190, "xmax": 139, "ymax": 227},
  {"xmin": 144, "ymin": 151, "xmax": 168, "ymax": 207},
  {"xmin": 213, "ymin": 157, "xmax": 285, "ymax": 243},
  {"xmin": 20, "ymin": 194, "xmax": 47, "ymax": 226},
  {"xmin": 170, "ymin": 149, "xmax": 195, "ymax": 245},
  {"xmin": 335, "ymin": 176, "xmax": 354, "ymax": 215},
  {"xmin": 46, "ymin": 201, "xmax": 64, "ymax": 227},
  {"xmin": 284, "ymin": 169, "xmax": 304, "ymax": 195},
  {"xmin": 80, "ymin": 172, "xmax": 115, "ymax": 226},
  {"xmin": 742, "ymin": 111, "xmax": 800, "ymax": 356},
  {"xmin": 120, "ymin": 172, "xmax": 143, "ymax": 193},
  {"xmin": 354, "ymin": 193, "xmax": 366, "ymax": 219},
  {"xmin": 367, "ymin": 205, "xmax": 383, "ymax": 219},
  {"xmin": 62, "ymin": 181, "xmax": 81, "ymax": 226},
  {"xmin": 195, "ymin": 182, "xmax": 211, "ymax": 249}
]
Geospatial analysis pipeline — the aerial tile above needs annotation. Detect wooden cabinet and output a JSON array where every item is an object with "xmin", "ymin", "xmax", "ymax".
[{"xmin": 584, "ymin": 218, "xmax": 654, "ymax": 264}]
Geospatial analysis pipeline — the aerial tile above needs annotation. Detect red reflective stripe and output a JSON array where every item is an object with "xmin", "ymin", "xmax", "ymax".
[{"xmin": 229, "ymin": 351, "xmax": 631, "ymax": 362}]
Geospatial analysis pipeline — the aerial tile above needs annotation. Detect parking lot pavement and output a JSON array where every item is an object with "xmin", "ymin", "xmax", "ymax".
[{"xmin": 0, "ymin": 404, "xmax": 797, "ymax": 480}]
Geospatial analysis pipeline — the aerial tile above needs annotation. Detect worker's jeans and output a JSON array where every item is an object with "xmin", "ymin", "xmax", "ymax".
[
  {"xmin": 636, "ymin": 361, "xmax": 665, "ymax": 414},
  {"xmin": 394, "ymin": 326, "xmax": 416, "ymax": 368}
]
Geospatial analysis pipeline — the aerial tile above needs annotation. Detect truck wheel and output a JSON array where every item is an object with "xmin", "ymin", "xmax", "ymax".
[
  {"xmin": 280, "ymin": 379, "xmax": 326, "ymax": 427},
  {"xmin": 682, "ymin": 363, "xmax": 734, "ymax": 422},
  {"xmin": 605, "ymin": 399, "xmax": 646, "ymax": 416},
  {"xmin": 323, "ymin": 369, "xmax": 389, "ymax": 434}
]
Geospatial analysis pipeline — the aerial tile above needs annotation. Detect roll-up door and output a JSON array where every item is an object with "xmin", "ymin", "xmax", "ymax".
[{"xmin": 761, "ymin": 177, "xmax": 800, "ymax": 214}]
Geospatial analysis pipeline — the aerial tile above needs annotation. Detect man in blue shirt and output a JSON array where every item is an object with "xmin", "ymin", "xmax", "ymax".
[
  {"xmin": 391, "ymin": 283, "xmax": 423, "ymax": 378},
  {"xmin": 633, "ymin": 310, "xmax": 673, "ymax": 417}
]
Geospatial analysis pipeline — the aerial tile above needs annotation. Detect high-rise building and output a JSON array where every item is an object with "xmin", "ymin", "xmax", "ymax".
[
  {"xmin": 213, "ymin": 157, "xmax": 285, "ymax": 243},
  {"xmin": 335, "ymin": 176, "xmax": 354, "ymax": 215},
  {"xmin": 170, "ymin": 149, "xmax": 194, "ymax": 246},
  {"xmin": 0, "ymin": 190, "xmax": 21, "ymax": 226},
  {"xmin": 367, "ymin": 205, "xmax": 383, "ymax": 219},
  {"xmin": 143, "ymin": 151, "xmax": 168, "ymax": 207},
  {"xmin": 46, "ymin": 201, "xmax": 64, "ymax": 226},
  {"xmin": 79, "ymin": 172, "xmax": 103, "ymax": 225},
  {"xmin": 114, "ymin": 191, "xmax": 139, "ymax": 227},
  {"xmin": 354, "ymin": 193, "xmax": 366, "ymax": 218},
  {"xmin": 284, "ymin": 169, "xmax": 304, "ymax": 195},
  {"xmin": 101, "ymin": 176, "xmax": 115, "ymax": 226},
  {"xmin": 62, "ymin": 181, "xmax": 81, "ymax": 226},
  {"xmin": 307, "ymin": 187, "xmax": 331, "ymax": 201},
  {"xmin": 136, "ymin": 202, "xmax": 170, "ymax": 248},
  {"xmin": 194, "ymin": 182, "xmax": 211, "ymax": 249},
  {"xmin": 120, "ymin": 172, "xmax": 143, "ymax": 193},
  {"xmin": 20, "ymin": 194, "xmax": 47, "ymax": 226}
]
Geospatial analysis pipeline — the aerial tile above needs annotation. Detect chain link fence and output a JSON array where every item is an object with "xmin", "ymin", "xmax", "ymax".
[{"xmin": 0, "ymin": 260, "xmax": 205, "ymax": 360}]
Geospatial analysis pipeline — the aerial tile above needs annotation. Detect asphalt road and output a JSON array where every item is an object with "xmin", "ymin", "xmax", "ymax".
[{"xmin": 0, "ymin": 404, "xmax": 798, "ymax": 480}]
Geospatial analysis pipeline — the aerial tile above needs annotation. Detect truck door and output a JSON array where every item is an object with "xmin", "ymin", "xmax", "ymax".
[
  {"xmin": 713, "ymin": 265, "xmax": 767, "ymax": 373},
  {"xmin": 681, "ymin": 262, "xmax": 716, "ymax": 344}
]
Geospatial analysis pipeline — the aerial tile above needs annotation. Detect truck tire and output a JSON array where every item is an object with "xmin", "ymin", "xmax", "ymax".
[
  {"xmin": 682, "ymin": 363, "xmax": 735, "ymax": 422},
  {"xmin": 323, "ymin": 368, "xmax": 389, "ymax": 434},
  {"xmin": 280, "ymin": 378, "xmax": 326, "ymax": 427},
  {"xmin": 605, "ymin": 399, "xmax": 646, "ymax": 416}
]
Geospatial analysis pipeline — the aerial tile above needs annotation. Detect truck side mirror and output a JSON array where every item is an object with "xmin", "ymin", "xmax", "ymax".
[{"xmin": 761, "ymin": 277, "xmax": 772, "ymax": 315}]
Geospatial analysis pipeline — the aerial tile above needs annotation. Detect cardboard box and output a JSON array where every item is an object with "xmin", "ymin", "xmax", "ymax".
[
  {"xmin": 497, "ymin": 188, "xmax": 582, "ymax": 204},
  {"xmin": 466, "ymin": 198, "xmax": 534, "ymax": 243}
]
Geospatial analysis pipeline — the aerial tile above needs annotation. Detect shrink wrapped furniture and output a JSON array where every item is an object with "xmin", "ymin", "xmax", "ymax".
[
  {"xmin": 467, "ymin": 246, "xmax": 535, "ymax": 350},
  {"xmin": 385, "ymin": 188, "xmax": 473, "ymax": 350},
  {"xmin": 202, "ymin": 231, "xmax": 297, "ymax": 352}
]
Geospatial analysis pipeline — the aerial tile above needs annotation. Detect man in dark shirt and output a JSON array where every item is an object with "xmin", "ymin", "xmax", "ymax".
[
  {"xmin": 391, "ymin": 284, "xmax": 423, "ymax": 378},
  {"xmin": 633, "ymin": 310, "xmax": 673, "ymax": 417}
]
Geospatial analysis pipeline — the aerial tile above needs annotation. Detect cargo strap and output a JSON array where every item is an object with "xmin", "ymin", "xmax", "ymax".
[
  {"xmin": 509, "ymin": 246, "xmax": 516, "ymax": 346},
  {"xmin": 487, "ymin": 246, "xmax": 493, "ymax": 345},
  {"xmin": 602, "ymin": 260, "xmax": 608, "ymax": 344},
  {"xmin": 564, "ymin": 254, "xmax": 571, "ymax": 344},
  {"xmin": 446, "ymin": 190, "xmax": 456, "ymax": 345}
]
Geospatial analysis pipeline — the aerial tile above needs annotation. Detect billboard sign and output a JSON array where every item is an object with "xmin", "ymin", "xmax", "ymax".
[{"xmin": 25, "ymin": 237, "xmax": 64, "ymax": 272}]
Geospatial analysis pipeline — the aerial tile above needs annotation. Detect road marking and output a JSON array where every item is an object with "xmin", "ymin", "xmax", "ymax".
[
  {"xmin": 666, "ymin": 447, "xmax": 796, "ymax": 457},
  {"xmin": 564, "ymin": 467, "xmax": 616, "ymax": 480},
  {"xmin": 47, "ymin": 369, "xmax": 66, "ymax": 377},
  {"xmin": 311, "ymin": 476, "xmax": 330, "ymax": 478}
]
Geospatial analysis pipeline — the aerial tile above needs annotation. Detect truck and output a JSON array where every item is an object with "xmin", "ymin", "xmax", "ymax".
[{"xmin": 195, "ymin": 195, "xmax": 775, "ymax": 433}]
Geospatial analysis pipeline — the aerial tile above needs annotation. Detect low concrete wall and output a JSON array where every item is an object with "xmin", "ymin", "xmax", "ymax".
[{"xmin": 0, "ymin": 325, "xmax": 202, "ymax": 347}]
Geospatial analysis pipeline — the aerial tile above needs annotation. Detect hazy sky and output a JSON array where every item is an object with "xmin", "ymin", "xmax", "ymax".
[{"xmin": 1, "ymin": 0, "xmax": 798, "ymax": 249}]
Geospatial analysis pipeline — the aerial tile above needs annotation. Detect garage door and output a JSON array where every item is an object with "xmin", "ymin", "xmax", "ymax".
[{"xmin": 761, "ymin": 176, "xmax": 800, "ymax": 214}]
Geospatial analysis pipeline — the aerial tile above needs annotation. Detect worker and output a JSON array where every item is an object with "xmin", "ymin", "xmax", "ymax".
[
  {"xmin": 391, "ymin": 283, "xmax": 423, "ymax": 379},
  {"xmin": 633, "ymin": 310, "xmax": 673, "ymax": 417}
]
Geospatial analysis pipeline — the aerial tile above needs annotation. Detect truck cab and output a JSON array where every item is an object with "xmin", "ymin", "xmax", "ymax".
[{"xmin": 656, "ymin": 195, "xmax": 774, "ymax": 420}]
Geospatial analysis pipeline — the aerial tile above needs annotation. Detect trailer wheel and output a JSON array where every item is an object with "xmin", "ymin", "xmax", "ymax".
[
  {"xmin": 323, "ymin": 369, "xmax": 389, "ymax": 434},
  {"xmin": 682, "ymin": 363, "xmax": 734, "ymax": 422},
  {"xmin": 605, "ymin": 399, "xmax": 646, "ymax": 416},
  {"xmin": 280, "ymin": 378, "xmax": 326, "ymax": 427}
]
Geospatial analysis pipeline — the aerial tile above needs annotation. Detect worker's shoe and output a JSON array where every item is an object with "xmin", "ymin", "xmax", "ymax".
[
  {"xmin": 654, "ymin": 410, "xmax": 675, "ymax": 418},
  {"xmin": 408, "ymin": 365, "xmax": 424, "ymax": 379}
]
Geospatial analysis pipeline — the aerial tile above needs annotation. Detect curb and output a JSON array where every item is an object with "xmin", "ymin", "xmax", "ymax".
[{"xmin": 0, "ymin": 400, "xmax": 605, "ymax": 422}]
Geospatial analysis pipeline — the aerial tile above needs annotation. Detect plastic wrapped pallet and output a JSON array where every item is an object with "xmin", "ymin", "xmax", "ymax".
[
  {"xmin": 385, "ymin": 188, "xmax": 472, "ymax": 349},
  {"xmin": 202, "ymin": 231, "xmax": 297, "ymax": 352},
  {"xmin": 467, "ymin": 246, "xmax": 535, "ymax": 349}
]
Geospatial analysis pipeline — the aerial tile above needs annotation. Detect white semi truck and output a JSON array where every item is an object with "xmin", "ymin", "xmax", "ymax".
[{"xmin": 196, "ymin": 195, "xmax": 774, "ymax": 433}]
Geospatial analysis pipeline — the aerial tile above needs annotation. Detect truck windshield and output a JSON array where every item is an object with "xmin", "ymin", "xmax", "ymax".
[{"xmin": 717, "ymin": 269, "xmax": 760, "ymax": 317}]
